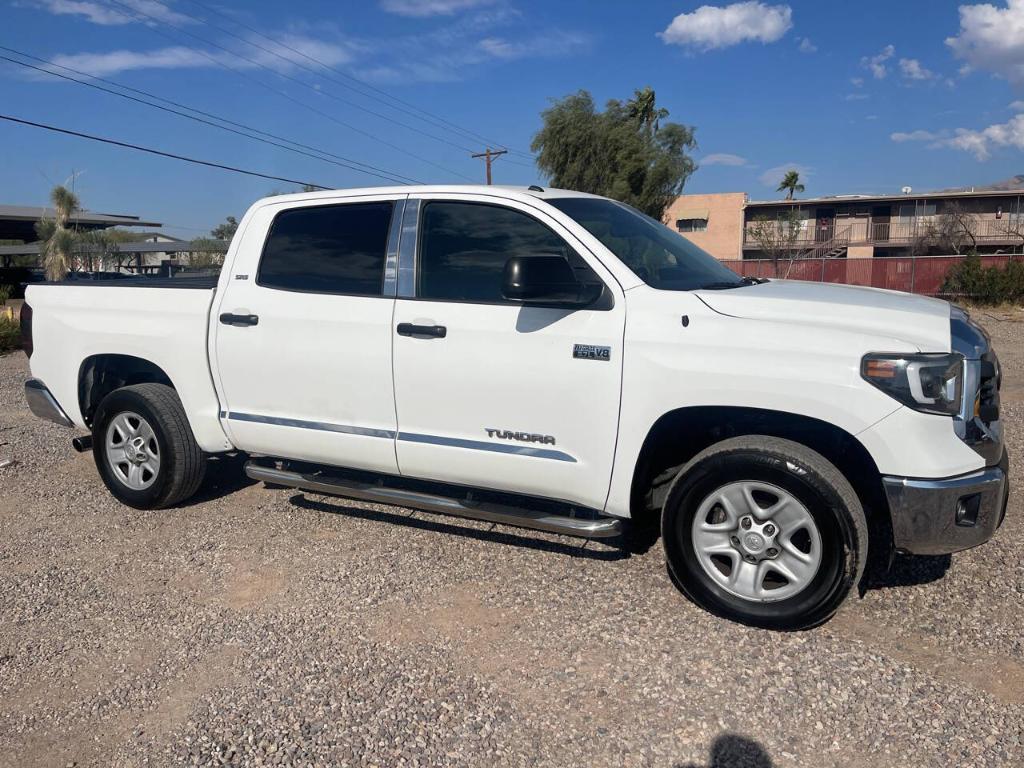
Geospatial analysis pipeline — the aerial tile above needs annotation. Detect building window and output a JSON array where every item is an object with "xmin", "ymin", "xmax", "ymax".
[
  {"xmin": 676, "ymin": 218, "xmax": 708, "ymax": 232},
  {"xmin": 898, "ymin": 203, "xmax": 936, "ymax": 219}
]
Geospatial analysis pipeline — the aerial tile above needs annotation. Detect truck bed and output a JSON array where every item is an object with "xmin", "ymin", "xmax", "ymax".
[{"xmin": 23, "ymin": 281, "xmax": 232, "ymax": 453}]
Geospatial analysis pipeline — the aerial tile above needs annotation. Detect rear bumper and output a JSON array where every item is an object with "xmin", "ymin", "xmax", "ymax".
[
  {"xmin": 24, "ymin": 378, "xmax": 74, "ymax": 427},
  {"xmin": 883, "ymin": 450, "xmax": 1009, "ymax": 555}
]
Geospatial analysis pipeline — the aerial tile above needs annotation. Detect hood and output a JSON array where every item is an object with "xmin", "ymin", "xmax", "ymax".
[{"xmin": 695, "ymin": 279, "xmax": 951, "ymax": 352}]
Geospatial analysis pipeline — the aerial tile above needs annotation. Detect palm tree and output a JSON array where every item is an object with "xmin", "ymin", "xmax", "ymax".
[
  {"xmin": 36, "ymin": 185, "xmax": 80, "ymax": 281},
  {"xmin": 777, "ymin": 170, "xmax": 805, "ymax": 200},
  {"xmin": 627, "ymin": 86, "xmax": 669, "ymax": 134}
]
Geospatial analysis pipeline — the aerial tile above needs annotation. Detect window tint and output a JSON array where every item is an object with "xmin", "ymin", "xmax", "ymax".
[
  {"xmin": 258, "ymin": 202, "xmax": 393, "ymax": 295},
  {"xmin": 418, "ymin": 201, "xmax": 591, "ymax": 303},
  {"xmin": 550, "ymin": 197, "xmax": 743, "ymax": 291}
]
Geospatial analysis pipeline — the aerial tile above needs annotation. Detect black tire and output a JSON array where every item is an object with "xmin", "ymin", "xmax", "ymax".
[
  {"xmin": 662, "ymin": 436, "xmax": 867, "ymax": 630},
  {"xmin": 92, "ymin": 383, "xmax": 206, "ymax": 509}
]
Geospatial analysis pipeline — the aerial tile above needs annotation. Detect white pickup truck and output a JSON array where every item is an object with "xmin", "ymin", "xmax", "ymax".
[{"xmin": 21, "ymin": 185, "xmax": 1009, "ymax": 629}]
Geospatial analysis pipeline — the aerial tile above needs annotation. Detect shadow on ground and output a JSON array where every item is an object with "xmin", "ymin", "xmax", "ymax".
[
  {"xmin": 183, "ymin": 452, "xmax": 257, "ymax": 507},
  {"xmin": 864, "ymin": 552, "xmax": 952, "ymax": 590},
  {"xmin": 288, "ymin": 492, "xmax": 631, "ymax": 561},
  {"xmin": 677, "ymin": 734, "xmax": 774, "ymax": 768}
]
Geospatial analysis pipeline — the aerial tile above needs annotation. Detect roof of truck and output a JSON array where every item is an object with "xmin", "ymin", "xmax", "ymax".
[{"xmin": 254, "ymin": 185, "xmax": 606, "ymax": 206}]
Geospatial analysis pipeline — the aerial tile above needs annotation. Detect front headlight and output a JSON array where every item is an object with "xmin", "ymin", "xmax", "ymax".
[{"xmin": 861, "ymin": 353, "xmax": 964, "ymax": 416}]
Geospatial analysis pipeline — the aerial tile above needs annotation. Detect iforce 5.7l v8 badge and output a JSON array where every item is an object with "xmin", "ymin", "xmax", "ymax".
[{"xmin": 573, "ymin": 344, "xmax": 611, "ymax": 361}]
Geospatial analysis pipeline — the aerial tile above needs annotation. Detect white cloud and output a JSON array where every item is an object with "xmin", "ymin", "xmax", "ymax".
[
  {"xmin": 659, "ymin": 2, "xmax": 793, "ymax": 51},
  {"xmin": 844, "ymin": 92, "xmax": 869, "ymax": 101},
  {"xmin": 891, "ymin": 115, "xmax": 1024, "ymax": 160},
  {"xmin": 899, "ymin": 57, "xmax": 936, "ymax": 81},
  {"xmin": 891, "ymin": 129, "xmax": 940, "ymax": 142},
  {"xmin": 861, "ymin": 44, "xmax": 895, "ymax": 78},
  {"xmin": 1011, "ymin": 100, "xmax": 1024, "ymax": 110},
  {"xmin": 379, "ymin": 0, "xmax": 496, "ymax": 17},
  {"xmin": 797, "ymin": 37, "xmax": 816, "ymax": 53},
  {"xmin": 850, "ymin": 76, "xmax": 864, "ymax": 87},
  {"xmin": 865, "ymin": 114, "xmax": 879, "ymax": 120},
  {"xmin": 30, "ymin": 0, "xmax": 195, "ymax": 26},
  {"xmin": 946, "ymin": 0, "xmax": 1024, "ymax": 84},
  {"xmin": 701, "ymin": 153, "xmax": 748, "ymax": 166},
  {"xmin": 758, "ymin": 163, "xmax": 811, "ymax": 187},
  {"xmin": 46, "ymin": 34, "xmax": 356, "ymax": 77},
  {"xmin": 353, "ymin": 11, "xmax": 587, "ymax": 83},
  {"xmin": 946, "ymin": 115, "xmax": 1024, "ymax": 160},
  {"xmin": 477, "ymin": 31, "xmax": 590, "ymax": 60},
  {"xmin": 48, "ymin": 46, "xmax": 210, "ymax": 76}
]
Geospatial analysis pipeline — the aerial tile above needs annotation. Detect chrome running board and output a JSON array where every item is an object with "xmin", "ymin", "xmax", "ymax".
[{"xmin": 245, "ymin": 461, "xmax": 623, "ymax": 539}]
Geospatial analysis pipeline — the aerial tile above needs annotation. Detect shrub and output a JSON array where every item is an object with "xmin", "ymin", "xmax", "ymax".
[
  {"xmin": 941, "ymin": 255, "xmax": 1024, "ymax": 305},
  {"xmin": 0, "ymin": 284, "xmax": 12, "ymax": 304},
  {"xmin": 0, "ymin": 314, "xmax": 20, "ymax": 353}
]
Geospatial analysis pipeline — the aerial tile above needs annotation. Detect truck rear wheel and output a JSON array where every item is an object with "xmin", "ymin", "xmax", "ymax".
[
  {"xmin": 661, "ymin": 436, "xmax": 867, "ymax": 630},
  {"xmin": 92, "ymin": 384, "xmax": 206, "ymax": 509}
]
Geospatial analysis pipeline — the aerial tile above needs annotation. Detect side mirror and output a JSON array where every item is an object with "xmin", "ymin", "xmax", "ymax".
[{"xmin": 501, "ymin": 255, "xmax": 602, "ymax": 307}]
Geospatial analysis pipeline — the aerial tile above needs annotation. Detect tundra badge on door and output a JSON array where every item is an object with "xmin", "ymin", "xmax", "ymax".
[{"xmin": 485, "ymin": 428, "xmax": 556, "ymax": 445}]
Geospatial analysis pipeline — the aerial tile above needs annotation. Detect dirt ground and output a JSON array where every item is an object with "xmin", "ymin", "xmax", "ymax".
[{"xmin": 0, "ymin": 308, "xmax": 1022, "ymax": 767}]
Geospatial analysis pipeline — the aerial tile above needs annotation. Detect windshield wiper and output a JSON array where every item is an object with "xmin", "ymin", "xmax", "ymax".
[{"xmin": 697, "ymin": 276, "xmax": 768, "ymax": 290}]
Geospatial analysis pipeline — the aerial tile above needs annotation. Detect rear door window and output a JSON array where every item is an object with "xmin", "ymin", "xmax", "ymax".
[{"xmin": 258, "ymin": 202, "xmax": 394, "ymax": 295}]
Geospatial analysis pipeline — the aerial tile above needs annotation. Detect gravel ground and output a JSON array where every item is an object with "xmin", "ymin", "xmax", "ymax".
[{"xmin": 1, "ymin": 309, "xmax": 1022, "ymax": 768}]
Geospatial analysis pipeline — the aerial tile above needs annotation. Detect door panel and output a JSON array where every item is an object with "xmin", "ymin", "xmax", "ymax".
[
  {"xmin": 213, "ymin": 195, "xmax": 402, "ymax": 473},
  {"xmin": 393, "ymin": 300, "xmax": 623, "ymax": 509}
]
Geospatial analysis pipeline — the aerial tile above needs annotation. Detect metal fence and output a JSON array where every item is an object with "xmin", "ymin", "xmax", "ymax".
[{"xmin": 719, "ymin": 254, "xmax": 1021, "ymax": 296}]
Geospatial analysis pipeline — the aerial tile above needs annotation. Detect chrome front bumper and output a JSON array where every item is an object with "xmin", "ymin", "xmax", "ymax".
[
  {"xmin": 883, "ymin": 451, "xmax": 1009, "ymax": 556},
  {"xmin": 24, "ymin": 378, "xmax": 74, "ymax": 427}
]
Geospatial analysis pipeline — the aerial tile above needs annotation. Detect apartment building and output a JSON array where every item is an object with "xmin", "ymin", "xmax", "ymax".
[{"xmin": 664, "ymin": 188, "xmax": 1024, "ymax": 260}]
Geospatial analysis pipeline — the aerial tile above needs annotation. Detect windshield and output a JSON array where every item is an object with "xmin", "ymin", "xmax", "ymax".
[{"xmin": 548, "ymin": 197, "xmax": 746, "ymax": 291}]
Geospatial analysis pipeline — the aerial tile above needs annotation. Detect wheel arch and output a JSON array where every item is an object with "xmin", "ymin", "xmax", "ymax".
[
  {"xmin": 78, "ymin": 354, "xmax": 175, "ymax": 429},
  {"xmin": 630, "ymin": 405, "xmax": 890, "ymax": 548}
]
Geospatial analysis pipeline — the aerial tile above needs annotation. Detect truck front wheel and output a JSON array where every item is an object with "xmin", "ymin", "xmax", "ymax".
[
  {"xmin": 92, "ymin": 384, "xmax": 206, "ymax": 509},
  {"xmin": 662, "ymin": 436, "xmax": 867, "ymax": 630}
]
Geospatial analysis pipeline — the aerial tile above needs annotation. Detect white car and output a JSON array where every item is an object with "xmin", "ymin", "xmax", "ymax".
[{"xmin": 21, "ymin": 185, "xmax": 1009, "ymax": 629}]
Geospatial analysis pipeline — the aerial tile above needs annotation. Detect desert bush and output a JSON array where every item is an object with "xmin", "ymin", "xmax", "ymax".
[
  {"xmin": 941, "ymin": 255, "xmax": 1024, "ymax": 305},
  {"xmin": 0, "ymin": 315, "xmax": 20, "ymax": 353}
]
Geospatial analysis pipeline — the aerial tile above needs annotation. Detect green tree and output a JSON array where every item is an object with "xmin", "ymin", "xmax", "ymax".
[
  {"xmin": 627, "ymin": 86, "xmax": 669, "ymax": 134},
  {"xmin": 777, "ymin": 170, "xmax": 805, "ymax": 200},
  {"xmin": 35, "ymin": 185, "xmax": 80, "ymax": 281},
  {"xmin": 531, "ymin": 88, "xmax": 697, "ymax": 219},
  {"xmin": 211, "ymin": 216, "xmax": 239, "ymax": 241},
  {"xmin": 747, "ymin": 209, "xmax": 805, "ymax": 277},
  {"xmin": 185, "ymin": 237, "xmax": 227, "ymax": 270}
]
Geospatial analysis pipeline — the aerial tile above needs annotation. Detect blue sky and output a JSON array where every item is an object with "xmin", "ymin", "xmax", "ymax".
[{"xmin": 1, "ymin": 0, "xmax": 1023, "ymax": 237}]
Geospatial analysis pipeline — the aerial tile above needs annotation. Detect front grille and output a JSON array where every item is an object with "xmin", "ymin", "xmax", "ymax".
[{"xmin": 978, "ymin": 353, "xmax": 1000, "ymax": 424}]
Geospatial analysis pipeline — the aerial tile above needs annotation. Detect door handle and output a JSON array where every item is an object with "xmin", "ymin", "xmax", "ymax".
[
  {"xmin": 219, "ymin": 312, "xmax": 259, "ymax": 327},
  {"xmin": 397, "ymin": 322, "xmax": 446, "ymax": 338}
]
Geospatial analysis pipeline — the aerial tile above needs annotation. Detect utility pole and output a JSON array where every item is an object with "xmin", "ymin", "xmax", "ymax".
[{"xmin": 471, "ymin": 147, "xmax": 508, "ymax": 185}]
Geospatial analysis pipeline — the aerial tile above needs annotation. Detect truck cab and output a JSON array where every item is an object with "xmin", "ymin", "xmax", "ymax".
[{"xmin": 22, "ymin": 185, "xmax": 1009, "ymax": 629}]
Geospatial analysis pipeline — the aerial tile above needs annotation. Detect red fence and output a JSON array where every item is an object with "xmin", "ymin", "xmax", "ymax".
[{"xmin": 720, "ymin": 255, "xmax": 1020, "ymax": 296}]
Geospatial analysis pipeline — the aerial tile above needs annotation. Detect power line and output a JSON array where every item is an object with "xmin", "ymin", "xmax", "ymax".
[
  {"xmin": 0, "ymin": 51, "xmax": 420, "ymax": 186},
  {"xmin": 182, "ymin": 0, "xmax": 526, "ymax": 156},
  {"xmin": 101, "ymin": 0, "xmax": 478, "ymax": 183},
  {"xmin": 165, "ymin": 0, "xmax": 479, "ymax": 155},
  {"xmin": 0, "ymin": 45, "xmax": 419, "ymax": 184},
  {"xmin": 0, "ymin": 113, "xmax": 331, "ymax": 189}
]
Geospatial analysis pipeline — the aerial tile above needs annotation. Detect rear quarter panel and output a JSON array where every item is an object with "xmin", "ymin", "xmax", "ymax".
[{"xmin": 24, "ymin": 284, "xmax": 231, "ymax": 452}]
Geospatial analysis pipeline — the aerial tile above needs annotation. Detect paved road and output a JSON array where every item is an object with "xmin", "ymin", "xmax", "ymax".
[{"xmin": 0, "ymin": 309, "xmax": 1021, "ymax": 767}]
